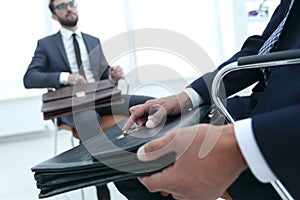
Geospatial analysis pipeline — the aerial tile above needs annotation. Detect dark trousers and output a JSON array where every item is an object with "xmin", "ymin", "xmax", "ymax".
[
  {"xmin": 96, "ymin": 184, "xmax": 110, "ymax": 200},
  {"xmin": 228, "ymin": 170, "xmax": 281, "ymax": 200},
  {"xmin": 60, "ymin": 94, "xmax": 153, "ymax": 141},
  {"xmin": 114, "ymin": 179, "xmax": 175, "ymax": 200}
]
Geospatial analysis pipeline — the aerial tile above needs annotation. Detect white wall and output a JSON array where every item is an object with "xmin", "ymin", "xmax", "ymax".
[
  {"xmin": 128, "ymin": 0, "xmax": 219, "ymax": 84},
  {"xmin": 0, "ymin": 1, "xmax": 48, "ymax": 136}
]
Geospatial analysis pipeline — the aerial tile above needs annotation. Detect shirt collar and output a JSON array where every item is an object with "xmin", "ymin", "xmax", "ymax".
[{"xmin": 60, "ymin": 27, "xmax": 82, "ymax": 40}]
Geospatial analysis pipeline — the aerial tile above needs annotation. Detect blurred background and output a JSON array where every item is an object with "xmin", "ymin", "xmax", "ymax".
[{"xmin": 0, "ymin": 0, "xmax": 279, "ymax": 199}]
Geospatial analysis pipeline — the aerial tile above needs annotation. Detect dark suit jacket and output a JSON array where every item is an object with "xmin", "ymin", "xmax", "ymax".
[
  {"xmin": 24, "ymin": 31, "xmax": 110, "ymax": 89},
  {"xmin": 190, "ymin": 0, "xmax": 300, "ymax": 198}
]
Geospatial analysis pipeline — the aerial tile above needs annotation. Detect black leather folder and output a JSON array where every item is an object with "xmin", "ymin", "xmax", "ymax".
[
  {"xmin": 42, "ymin": 80, "xmax": 124, "ymax": 120},
  {"xmin": 32, "ymin": 105, "xmax": 211, "ymax": 198}
]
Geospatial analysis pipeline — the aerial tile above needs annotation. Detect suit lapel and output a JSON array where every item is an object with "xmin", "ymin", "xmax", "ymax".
[
  {"xmin": 55, "ymin": 31, "xmax": 70, "ymax": 67},
  {"xmin": 82, "ymin": 33, "xmax": 101, "ymax": 80},
  {"xmin": 82, "ymin": 33, "xmax": 91, "ymax": 53}
]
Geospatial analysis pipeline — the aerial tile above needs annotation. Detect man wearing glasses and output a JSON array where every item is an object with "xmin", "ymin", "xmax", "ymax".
[{"xmin": 24, "ymin": 0, "xmax": 164, "ymax": 199}]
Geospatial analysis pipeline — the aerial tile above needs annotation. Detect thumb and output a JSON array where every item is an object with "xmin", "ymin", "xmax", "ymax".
[
  {"xmin": 145, "ymin": 104, "xmax": 167, "ymax": 129},
  {"xmin": 137, "ymin": 132, "xmax": 175, "ymax": 161}
]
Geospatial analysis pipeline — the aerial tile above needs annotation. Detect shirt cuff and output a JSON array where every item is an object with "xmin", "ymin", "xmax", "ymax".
[
  {"xmin": 108, "ymin": 73, "xmax": 117, "ymax": 84},
  {"xmin": 60, "ymin": 72, "xmax": 69, "ymax": 85},
  {"xmin": 183, "ymin": 88, "xmax": 204, "ymax": 108},
  {"xmin": 108, "ymin": 73, "xmax": 115, "ymax": 82},
  {"xmin": 234, "ymin": 118, "xmax": 278, "ymax": 183}
]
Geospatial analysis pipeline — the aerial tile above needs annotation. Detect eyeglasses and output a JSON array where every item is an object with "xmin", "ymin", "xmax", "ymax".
[{"xmin": 55, "ymin": 1, "xmax": 77, "ymax": 10}]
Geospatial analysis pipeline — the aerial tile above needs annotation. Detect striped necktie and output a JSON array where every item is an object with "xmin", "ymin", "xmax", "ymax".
[{"xmin": 258, "ymin": 0, "xmax": 295, "ymax": 84}]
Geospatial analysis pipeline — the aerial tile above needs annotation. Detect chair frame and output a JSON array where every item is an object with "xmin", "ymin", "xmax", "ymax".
[{"xmin": 211, "ymin": 49, "xmax": 300, "ymax": 200}]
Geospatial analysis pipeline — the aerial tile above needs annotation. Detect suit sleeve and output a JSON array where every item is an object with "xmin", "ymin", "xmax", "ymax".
[
  {"xmin": 251, "ymin": 104, "xmax": 300, "ymax": 197},
  {"xmin": 23, "ymin": 40, "xmax": 61, "ymax": 89},
  {"xmin": 189, "ymin": 1, "xmax": 285, "ymax": 104}
]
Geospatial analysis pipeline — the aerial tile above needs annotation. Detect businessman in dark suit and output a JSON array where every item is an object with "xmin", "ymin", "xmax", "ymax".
[
  {"xmin": 23, "ymin": 0, "xmax": 156, "ymax": 141},
  {"xmin": 23, "ymin": 0, "xmax": 159, "ymax": 199},
  {"xmin": 123, "ymin": 0, "xmax": 300, "ymax": 199}
]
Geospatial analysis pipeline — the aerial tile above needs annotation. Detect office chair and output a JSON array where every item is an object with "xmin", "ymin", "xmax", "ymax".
[{"xmin": 211, "ymin": 49, "xmax": 300, "ymax": 200}]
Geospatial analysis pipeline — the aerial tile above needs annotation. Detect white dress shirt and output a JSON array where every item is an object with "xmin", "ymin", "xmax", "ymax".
[
  {"xmin": 183, "ymin": 83, "xmax": 278, "ymax": 183},
  {"xmin": 59, "ymin": 27, "xmax": 96, "ymax": 84}
]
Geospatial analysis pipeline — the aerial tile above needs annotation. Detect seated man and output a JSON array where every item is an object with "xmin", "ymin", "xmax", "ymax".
[
  {"xmin": 24, "ymin": 0, "xmax": 151, "ymax": 142},
  {"xmin": 123, "ymin": 0, "xmax": 299, "ymax": 199},
  {"xmin": 24, "ymin": 0, "xmax": 155, "ymax": 199}
]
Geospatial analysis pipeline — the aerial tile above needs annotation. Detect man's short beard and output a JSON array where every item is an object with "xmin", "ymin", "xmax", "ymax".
[{"xmin": 59, "ymin": 17, "xmax": 78, "ymax": 27}]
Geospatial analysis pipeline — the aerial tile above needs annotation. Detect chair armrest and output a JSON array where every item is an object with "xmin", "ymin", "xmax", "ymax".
[
  {"xmin": 238, "ymin": 49, "xmax": 300, "ymax": 66},
  {"xmin": 211, "ymin": 49, "xmax": 300, "ymax": 123}
]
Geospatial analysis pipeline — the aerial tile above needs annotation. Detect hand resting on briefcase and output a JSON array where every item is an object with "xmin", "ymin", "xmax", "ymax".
[{"xmin": 41, "ymin": 80, "xmax": 124, "ymax": 120}]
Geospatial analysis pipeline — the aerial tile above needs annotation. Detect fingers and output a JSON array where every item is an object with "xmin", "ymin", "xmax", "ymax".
[
  {"xmin": 137, "ymin": 132, "xmax": 175, "ymax": 161},
  {"xmin": 122, "ymin": 103, "xmax": 167, "ymax": 131},
  {"xmin": 138, "ymin": 174, "xmax": 166, "ymax": 194},
  {"xmin": 68, "ymin": 74, "xmax": 86, "ymax": 85},
  {"xmin": 77, "ymin": 75, "xmax": 86, "ymax": 84},
  {"xmin": 138, "ymin": 162, "xmax": 175, "ymax": 194},
  {"xmin": 122, "ymin": 96, "xmax": 176, "ymax": 131},
  {"xmin": 110, "ymin": 65, "xmax": 124, "ymax": 80},
  {"xmin": 122, "ymin": 117, "xmax": 138, "ymax": 131},
  {"xmin": 221, "ymin": 192, "xmax": 233, "ymax": 200},
  {"xmin": 160, "ymin": 191, "xmax": 170, "ymax": 197},
  {"xmin": 122, "ymin": 104, "xmax": 149, "ymax": 131},
  {"xmin": 146, "ymin": 104, "xmax": 167, "ymax": 128},
  {"xmin": 137, "ymin": 142, "xmax": 175, "ymax": 194}
]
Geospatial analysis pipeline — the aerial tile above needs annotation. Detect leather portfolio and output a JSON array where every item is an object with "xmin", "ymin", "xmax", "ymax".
[
  {"xmin": 32, "ymin": 105, "xmax": 211, "ymax": 198},
  {"xmin": 41, "ymin": 80, "xmax": 124, "ymax": 120}
]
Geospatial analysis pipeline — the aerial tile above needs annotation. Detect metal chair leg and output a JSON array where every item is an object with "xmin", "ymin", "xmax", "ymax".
[
  {"xmin": 53, "ymin": 119, "xmax": 85, "ymax": 200},
  {"xmin": 53, "ymin": 118, "xmax": 58, "ymax": 155}
]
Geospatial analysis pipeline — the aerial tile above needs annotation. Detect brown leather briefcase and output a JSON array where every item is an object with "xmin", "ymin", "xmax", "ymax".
[{"xmin": 41, "ymin": 80, "xmax": 124, "ymax": 120}]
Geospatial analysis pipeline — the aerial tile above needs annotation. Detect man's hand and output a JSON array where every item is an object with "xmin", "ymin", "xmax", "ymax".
[
  {"xmin": 68, "ymin": 74, "xmax": 86, "ymax": 85},
  {"xmin": 109, "ymin": 65, "xmax": 124, "ymax": 81},
  {"xmin": 137, "ymin": 124, "xmax": 247, "ymax": 200},
  {"xmin": 122, "ymin": 92, "xmax": 193, "ymax": 131}
]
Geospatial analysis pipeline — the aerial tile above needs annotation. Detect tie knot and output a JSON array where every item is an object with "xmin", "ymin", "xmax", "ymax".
[{"xmin": 72, "ymin": 33, "xmax": 77, "ymax": 39}]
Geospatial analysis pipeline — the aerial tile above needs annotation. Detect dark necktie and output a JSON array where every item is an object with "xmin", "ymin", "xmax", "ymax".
[
  {"xmin": 258, "ymin": 0, "xmax": 295, "ymax": 84},
  {"xmin": 72, "ymin": 33, "xmax": 85, "ymax": 77}
]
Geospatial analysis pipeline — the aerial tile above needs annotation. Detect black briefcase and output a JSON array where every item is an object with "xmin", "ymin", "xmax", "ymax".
[{"xmin": 32, "ymin": 105, "xmax": 211, "ymax": 198}]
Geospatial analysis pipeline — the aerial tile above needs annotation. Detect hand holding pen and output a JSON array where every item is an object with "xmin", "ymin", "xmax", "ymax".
[{"xmin": 122, "ymin": 92, "xmax": 193, "ymax": 131}]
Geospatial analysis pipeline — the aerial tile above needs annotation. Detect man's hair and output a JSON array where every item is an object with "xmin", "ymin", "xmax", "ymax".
[{"xmin": 48, "ymin": 0, "xmax": 56, "ymax": 14}]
